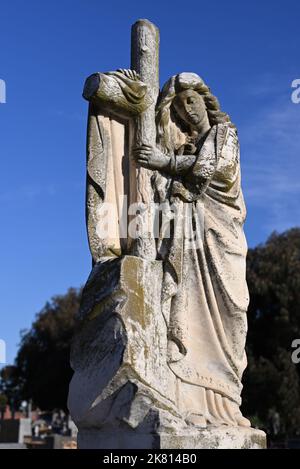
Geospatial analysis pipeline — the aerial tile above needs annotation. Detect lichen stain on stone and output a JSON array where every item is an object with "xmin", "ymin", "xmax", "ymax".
[{"xmin": 121, "ymin": 257, "xmax": 147, "ymax": 328}]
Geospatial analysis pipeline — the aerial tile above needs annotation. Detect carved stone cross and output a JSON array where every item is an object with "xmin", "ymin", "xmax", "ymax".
[{"xmin": 83, "ymin": 19, "xmax": 159, "ymax": 262}]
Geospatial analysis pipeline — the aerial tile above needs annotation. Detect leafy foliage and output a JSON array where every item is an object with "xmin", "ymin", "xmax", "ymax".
[
  {"xmin": 0, "ymin": 393, "xmax": 8, "ymax": 418},
  {"xmin": 0, "ymin": 288, "xmax": 81, "ymax": 411},
  {"xmin": 242, "ymin": 228, "xmax": 300, "ymax": 436}
]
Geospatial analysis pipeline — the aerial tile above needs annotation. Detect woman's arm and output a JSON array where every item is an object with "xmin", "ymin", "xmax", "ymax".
[
  {"xmin": 133, "ymin": 125, "xmax": 220, "ymax": 182},
  {"xmin": 132, "ymin": 144, "xmax": 197, "ymax": 175}
]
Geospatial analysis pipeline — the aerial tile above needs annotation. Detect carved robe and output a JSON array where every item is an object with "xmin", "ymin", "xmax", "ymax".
[
  {"xmin": 84, "ymin": 71, "xmax": 152, "ymax": 261},
  {"xmin": 155, "ymin": 122, "xmax": 249, "ymax": 406}
]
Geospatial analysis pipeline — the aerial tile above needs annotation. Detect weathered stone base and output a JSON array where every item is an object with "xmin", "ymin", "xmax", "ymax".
[
  {"xmin": 78, "ymin": 426, "xmax": 266, "ymax": 449},
  {"xmin": 68, "ymin": 255, "xmax": 266, "ymax": 450}
]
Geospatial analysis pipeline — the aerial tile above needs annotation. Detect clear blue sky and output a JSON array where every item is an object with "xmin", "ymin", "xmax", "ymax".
[{"xmin": 0, "ymin": 0, "xmax": 299, "ymax": 364}]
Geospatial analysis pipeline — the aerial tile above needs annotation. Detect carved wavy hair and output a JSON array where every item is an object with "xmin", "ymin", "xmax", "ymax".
[{"xmin": 156, "ymin": 73, "xmax": 232, "ymax": 152}]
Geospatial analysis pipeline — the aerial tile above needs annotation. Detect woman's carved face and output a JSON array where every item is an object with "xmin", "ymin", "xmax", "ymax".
[{"xmin": 173, "ymin": 89, "xmax": 207, "ymax": 127}]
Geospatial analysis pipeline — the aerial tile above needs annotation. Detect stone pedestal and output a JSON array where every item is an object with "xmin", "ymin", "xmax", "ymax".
[
  {"xmin": 78, "ymin": 426, "xmax": 266, "ymax": 450},
  {"xmin": 68, "ymin": 256, "xmax": 266, "ymax": 449}
]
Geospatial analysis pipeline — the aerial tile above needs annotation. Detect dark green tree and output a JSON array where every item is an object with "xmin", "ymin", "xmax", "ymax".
[
  {"xmin": 243, "ymin": 228, "xmax": 300, "ymax": 436},
  {"xmin": 14, "ymin": 288, "xmax": 80, "ymax": 411},
  {"xmin": 0, "ymin": 365, "xmax": 22, "ymax": 418},
  {"xmin": 0, "ymin": 393, "xmax": 8, "ymax": 419}
]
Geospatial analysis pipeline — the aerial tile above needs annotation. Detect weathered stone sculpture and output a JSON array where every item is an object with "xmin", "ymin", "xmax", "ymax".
[{"xmin": 68, "ymin": 19, "xmax": 266, "ymax": 449}]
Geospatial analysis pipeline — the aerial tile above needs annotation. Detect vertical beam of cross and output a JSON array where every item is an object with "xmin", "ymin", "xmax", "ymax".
[{"xmin": 130, "ymin": 19, "xmax": 160, "ymax": 259}]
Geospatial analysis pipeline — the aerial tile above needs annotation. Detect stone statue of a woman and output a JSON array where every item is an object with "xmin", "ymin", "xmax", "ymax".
[{"xmin": 133, "ymin": 72, "xmax": 250, "ymax": 428}]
